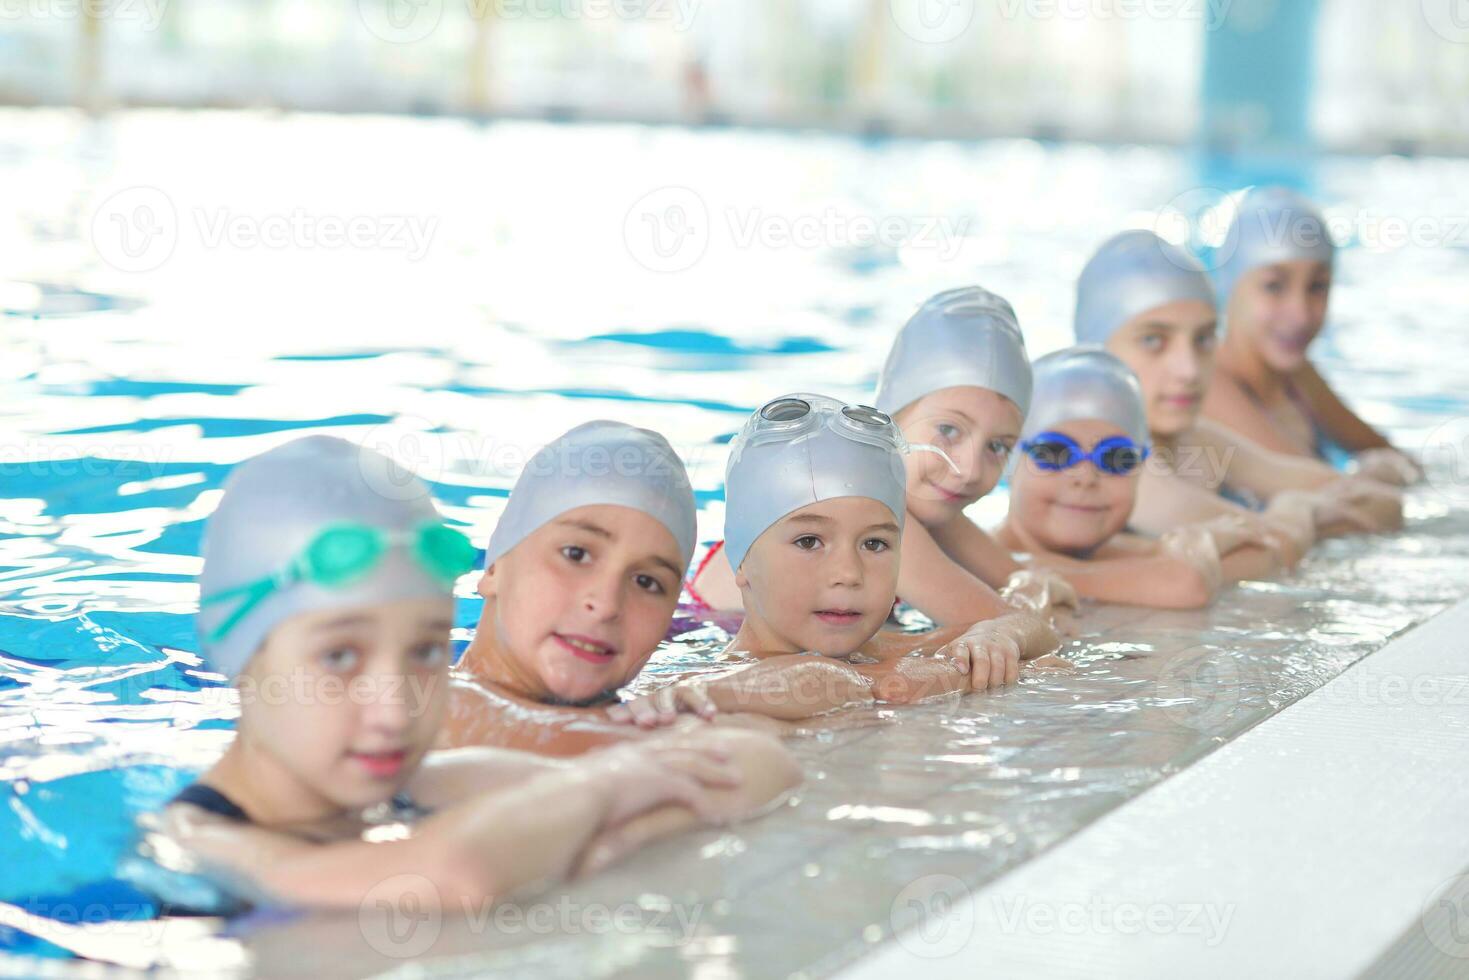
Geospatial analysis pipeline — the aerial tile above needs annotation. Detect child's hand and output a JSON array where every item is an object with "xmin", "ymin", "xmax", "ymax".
[
  {"xmin": 605, "ymin": 682, "xmax": 717, "ymax": 728},
  {"xmin": 1353, "ymin": 447, "xmax": 1421, "ymax": 487},
  {"xmin": 1001, "ymin": 568, "xmax": 1080, "ymax": 616},
  {"xmin": 943, "ymin": 625, "xmax": 1021, "ymax": 691},
  {"xmin": 579, "ymin": 739, "xmax": 742, "ymax": 826},
  {"xmin": 1200, "ymin": 514, "xmax": 1278, "ymax": 556}
]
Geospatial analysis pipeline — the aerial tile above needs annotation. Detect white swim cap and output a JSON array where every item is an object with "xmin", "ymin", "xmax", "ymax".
[
  {"xmin": 484, "ymin": 420, "xmax": 697, "ymax": 572},
  {"xmin": 1074, "ymin": 230, "xmax": 1217, "ymax": 345},
  {"xmin": 1022, "ymin": 347, "xmax": 1151, "ymax": 446},
  {"xmin": 1214, "ymin": 187, "xmax": 1336, "ymax": 307},
  {"xmin": 723, "ymin": 394, "xmax": 910, "ymax": 573},
  {"xmin": 198, "ymin": 436, "xmax": 465, "ymax": 680},
  {"xmin": 875, "ymin": 286, "xmax": 1032, "ymax": 418}
]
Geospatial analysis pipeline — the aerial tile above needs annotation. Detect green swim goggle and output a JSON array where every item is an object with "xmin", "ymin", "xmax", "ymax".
[{"xmin": 200, "ymin": 521, "xmax": 477, "ymax": 643}]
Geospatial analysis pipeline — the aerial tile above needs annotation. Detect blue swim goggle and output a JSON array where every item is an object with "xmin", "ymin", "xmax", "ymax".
[
  {"xmin": 1020, "ymin": 431, "xmax": 1150, "ymax": 476},
  {"xmin": 750, "ymin": 394, "xmax": 960, "ymax": 474},
  {"xmin": 200, "ymin": 521, "xmax": 477, "ymax": 642}
]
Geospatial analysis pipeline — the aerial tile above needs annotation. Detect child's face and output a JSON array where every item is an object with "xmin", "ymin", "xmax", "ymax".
[
  {"xmin": 736, "ymin": 496, "xmax": 900, "ymax": 657},
  {"xmin": 1010, "ymin": 418, "xmax": 1139, "ymax": 556},
  {"xmin": 1105, "ymin": 299, "xmax": 1217, "ymax": 438},
  {"xmin": 895, "ymin": 386, "xmax": 1023, "ymax": 527},
  {"xmin": 1226, "ymin": 259, "xmax": 1331, "ymax": 372},
  {"xmin": 480, "ymin": 504, "xmax": 683, "ymax": 706},
  {"xmin": 239, "ymin": 596, "xmax": 453, "ymax": 811}
]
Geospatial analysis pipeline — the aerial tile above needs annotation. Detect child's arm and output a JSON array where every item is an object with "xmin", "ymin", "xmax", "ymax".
[
  {"xmin": 1195, "ymin": 420, "xmax": 1403, "ymax": 532},
  {"xmin": 1289, "ymin": 360, "xmax": 1398, "ymax": 455},
  {"xmin": 1022, "ymin": 537, "xmax": 1219, "ymax": 609},
  {"xmin": 893, "ymin": 518, "xmax": 1022, "ymax": 626},
  {"xmin": 607, "ymin": 656, "xmax": 877, "ymax": 725},
  {"xmin": 570, "ymin": 728, "xmax": 802, "ymax": 877},
  {"xmin": 168, "ymin": 741, "xmax": 742, "ymax": 910},
  {"xmin": 926, "ymin": 513, "xmax": 1024, "ymax": 586}
]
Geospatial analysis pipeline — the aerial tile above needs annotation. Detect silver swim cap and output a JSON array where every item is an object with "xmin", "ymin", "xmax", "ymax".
[
  {"xmin": 875, "ymin": 286, "xmax": 1032, "ymax": 418},
  {"xmin": 1214, "ymin": 187, "xmax": 1336, "ymax": 306},
  {"xmin": 198, "ymin": 436, "xmax": 460, "ymax": 680},
  {"xmin": 1021, "ymin": 347, "xmax": 1151, "ymax": 446},
  {"xmin": 1074, "ymin": 230, "xmax": 1216, "ymax": 345},
  {"xmin": 484, "ymin": 420, "xmax": 697, "ymax": 572},
  {"xmin": 723, "ymin": 394, "xmax": 914, "ymax": 573}
]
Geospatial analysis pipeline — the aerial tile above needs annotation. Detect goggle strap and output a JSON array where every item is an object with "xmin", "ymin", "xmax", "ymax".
[
  {"xmin": 203, "ymin": 576, "xmax": 280, "ymax": 643},
  {"xmin": 906, "ymin": 441, "xmax": 961, "ymax": 476}
]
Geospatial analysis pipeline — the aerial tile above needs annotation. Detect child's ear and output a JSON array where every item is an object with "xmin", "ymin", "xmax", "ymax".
[{"xmin": 733, "ymin": 566, "xmax": 749, "ymax": 591}]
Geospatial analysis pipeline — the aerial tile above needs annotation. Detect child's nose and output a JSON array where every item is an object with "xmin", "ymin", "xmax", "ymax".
[
  {"xmin": 581, "ymin": 573, "xmax": 624, "ymax": 620},
  {"xmin": 828, "ymin": 544, "xmax": 864, "ymax": 587}
]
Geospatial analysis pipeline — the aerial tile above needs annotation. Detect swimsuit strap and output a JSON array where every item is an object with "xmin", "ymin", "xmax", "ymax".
[
  {"xmin": 172, "ymin": 783, "xmax": 251, "ymax": 823},
  {"xmin": 684, "ymin": 540, "xmax": 725, "ymax": 612}
]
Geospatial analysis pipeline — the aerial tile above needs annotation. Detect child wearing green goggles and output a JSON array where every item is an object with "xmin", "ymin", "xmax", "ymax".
[{"xmin": 142, "ymin": 436, "xmax": 799, "ymax": 913}]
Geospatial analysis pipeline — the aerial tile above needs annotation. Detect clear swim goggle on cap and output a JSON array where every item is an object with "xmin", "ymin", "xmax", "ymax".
[{"xmin": 747, "ymin": 395, "xmax": 961, "ymax": 474}]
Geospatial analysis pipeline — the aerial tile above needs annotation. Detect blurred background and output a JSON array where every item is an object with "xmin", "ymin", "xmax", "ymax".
[{"xmin": 2, "ymin": 0, "xmax": 1467, "ymax": 154}]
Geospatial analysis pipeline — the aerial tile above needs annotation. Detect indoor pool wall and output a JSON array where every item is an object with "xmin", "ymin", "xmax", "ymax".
[{"xmin": 1, "ymin": 110, "xmax": 1468, "ymax": 975}]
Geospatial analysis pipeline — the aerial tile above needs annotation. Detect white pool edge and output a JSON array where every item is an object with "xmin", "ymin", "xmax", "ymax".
[{"xmin": 844, "ymin": 596, "xmax": 1469, "ymax": 980}]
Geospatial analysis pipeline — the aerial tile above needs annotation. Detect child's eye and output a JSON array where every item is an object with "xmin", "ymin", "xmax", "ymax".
[
  {"xmin": 862, "ymin": 537, "xmax": 892, "ymax": 553},
  {"xmin": 793, "ymin": 535, "xmax": 822, "ymax": 551},
  {"xmin": 561, "ymin": 545, "xmax": 590, "ymax": 563},
  {"xmin": 987, "ymin": 439, "xmax": 1012, "ymax": 458},
  {"xmin": 1309, "ymin": 279, "xmax": 1330, "ymax": 295},
  {"xmin": 1196, "ymin": 331, "xmax": 1217, "ymax": 352},
  {"xmin": 1138, "ymin": 333, "xmax": 1165, "ymax": 352},
  {"xmin": 1262, "ymin": 279, "xmax": 1285, "ymax": 295},
  {"xmin": 322, "ymin": 646, "xmax": 361, "ymax": 672},
  {"xmin": 935, "ymin": 423, "xmax": 961, "ymax": 441},
  {"xmin": 634, "ymin": 573, "xmax": 666, "ymax": 595},
  {"xmin": 412, "ymin": 642, "xmax": 449, "ymax": 667}
]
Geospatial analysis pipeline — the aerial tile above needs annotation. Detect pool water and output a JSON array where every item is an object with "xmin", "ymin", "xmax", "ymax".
[{"xmin": 2, "ymin": 109, "xmax": 1468, "ymax": 974}]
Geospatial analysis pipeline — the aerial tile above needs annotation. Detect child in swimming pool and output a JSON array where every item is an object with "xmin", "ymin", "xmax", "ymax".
[
  {"xmin": 874, "ymin": 287, "xmax": 1078, "ymax": 624},
  {"xmin": 688, "ymin": 288, "xmax": 1077, "ymax": 627},
  {"xmin": 995, "ymin": 348, "xmax": 1284, "ymax": 608},
  {"xmin": 612, "ymin": 394, "xmax": 1061, "ymax": 724},
  {"xmin": 1074, "ymin": 228, "xmax": 1404, "ymax": 558},
  {"xmin": 447, "ymin": 420, "xmax": 801, "ymax": 753},
  {"xmin": 143, "ymin": 436, "xmax": 799, "ymax": 910},
  {"xmin": 1200, "ymin": 187, "xmax": 1421, "ymax": 484}
]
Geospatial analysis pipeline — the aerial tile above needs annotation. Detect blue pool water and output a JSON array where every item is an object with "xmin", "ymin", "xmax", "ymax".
[{"xmin": 2, "ymin": 109, "xmax": 1468, "ymax": 970}]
